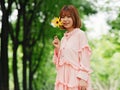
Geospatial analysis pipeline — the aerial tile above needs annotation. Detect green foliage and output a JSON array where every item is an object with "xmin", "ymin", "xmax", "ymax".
[
  {"xmin": 109, "ymin": 13, "xmax": 120, "ymax": 30},
  {"xmin": 90, "ymin": 31, "xmax": 120, "ymax": 90}
]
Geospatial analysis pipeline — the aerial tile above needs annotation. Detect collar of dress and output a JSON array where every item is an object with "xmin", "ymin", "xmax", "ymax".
[{"xmin": 64, "ymin": 28, "xmax": 79, "ymax": 39}]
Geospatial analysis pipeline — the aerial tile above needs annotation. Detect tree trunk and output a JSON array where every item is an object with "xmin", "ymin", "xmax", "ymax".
[
  {"xmin": 12, "ymin": 44, "xmax": 20, "ymax": 90},
  {"xmin": 22, "ymin": 46, "xmax": 27, "ymax": 90},
  {"xmin": 0, "ymin": 7, "xmax": 9, "ymax": 90},
  {"xmin": 22, "ymin": 17, "xmax": 27, "ymax": 90},
  {"xmin": 22, "ymin": 3, "xmax": 27, "ymax": 90},
  {"xmin": 29, "ymin": 57, "xmax": 33, "ymax": 90},
  {"xmin": 11, "ymin": 5, "xmax": 22, "ymax": 90}
]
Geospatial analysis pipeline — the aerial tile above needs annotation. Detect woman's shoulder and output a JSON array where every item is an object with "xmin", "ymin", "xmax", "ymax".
[{"xmin": 75, "ymin": 28, "xmax": 85, "ymax": 36}]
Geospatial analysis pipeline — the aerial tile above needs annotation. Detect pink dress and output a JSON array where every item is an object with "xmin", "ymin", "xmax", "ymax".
[{"xmin": 53, "ymin": 28, "xmax": 92, "ymax": 90}]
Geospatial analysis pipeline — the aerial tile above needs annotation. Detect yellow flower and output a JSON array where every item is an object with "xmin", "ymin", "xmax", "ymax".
[{"xmin": 51, "ymin": 17, "xmax": 62, "ymax": 28}]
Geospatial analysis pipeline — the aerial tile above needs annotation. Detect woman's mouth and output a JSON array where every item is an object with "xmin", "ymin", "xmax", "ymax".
[{"xmin": 63, "ymin": 22, "xmax": 69, "ymax": 25}]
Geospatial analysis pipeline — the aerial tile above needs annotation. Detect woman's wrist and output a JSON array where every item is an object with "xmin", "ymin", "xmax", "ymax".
[{"xmin": 55, "ymin": 47, "xmax": 59, "ymax": 52}]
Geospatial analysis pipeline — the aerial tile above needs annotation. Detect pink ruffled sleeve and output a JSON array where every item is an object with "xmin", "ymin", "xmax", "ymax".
[
  {"xmin": 76, "ymin": 32, "xmax": 92, "ymax": 82},
  {"xmin": 53, "ymin": 38, "xmax": 63, "ymax": 65}
]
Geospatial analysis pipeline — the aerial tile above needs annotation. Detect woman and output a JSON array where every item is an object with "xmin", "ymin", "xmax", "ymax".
[{"xmin": 52, "ymin": 5, "xmax": 92, "ymax": 90}]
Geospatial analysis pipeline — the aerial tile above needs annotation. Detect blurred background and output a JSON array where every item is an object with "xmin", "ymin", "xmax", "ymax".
[{"xmin": 0, "ymin": 0, "xmax": 120, "ymax": 90}]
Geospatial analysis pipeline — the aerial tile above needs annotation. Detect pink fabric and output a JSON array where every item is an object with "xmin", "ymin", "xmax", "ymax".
[{"xmin": 53, "ymin": 28, "xmax": 92, "ymax": 90}]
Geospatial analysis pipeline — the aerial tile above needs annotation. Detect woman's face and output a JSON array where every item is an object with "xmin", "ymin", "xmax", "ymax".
[{"xmin": 61, "ymin": 15, "xmax": 73, "ymax": 30}]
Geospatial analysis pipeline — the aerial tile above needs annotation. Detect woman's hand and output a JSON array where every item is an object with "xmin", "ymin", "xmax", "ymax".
[
  {"xmin": 52, "ymin": 35, "xmax": 60, "ymax": 50},
  {"xmin": 78, "ymin": 79, "xmax": 87, "ymax": 90}
]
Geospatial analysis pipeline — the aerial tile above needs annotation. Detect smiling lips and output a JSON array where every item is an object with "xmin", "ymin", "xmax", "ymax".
[{"xmin": 63, "ymin": 22, "xmax": 69, "ymax": 25}]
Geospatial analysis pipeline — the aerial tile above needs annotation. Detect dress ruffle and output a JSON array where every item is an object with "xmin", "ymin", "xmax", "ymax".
[
  {"xmin": 55, "ymin": 64, "xmax": 79, "ymax": 89},
  {"xmin": 53, "ymin": 45, "xmax": 92, "ymax": 89},
  {"xmin": 78, "ymin": 45, "xmax": 92, "ymax": 72}
]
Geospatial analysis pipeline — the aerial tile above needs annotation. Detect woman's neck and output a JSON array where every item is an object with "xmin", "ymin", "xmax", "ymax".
[{"xmin": 66, "ymin": 27, "xmax": 74, "ymax": 33}]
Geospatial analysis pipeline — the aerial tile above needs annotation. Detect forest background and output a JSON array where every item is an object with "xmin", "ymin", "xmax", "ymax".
[{"xmin": 0, "ymin": 0, "xmax": 120, "ymax": 90}]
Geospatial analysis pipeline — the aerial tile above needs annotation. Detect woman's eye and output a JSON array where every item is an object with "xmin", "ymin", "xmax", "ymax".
[
  {"xmin": 61, "ymin": 16, "xmax": 64, "ymax": 18},
  {"xmin": 67, "ymin": 15, "xmax": 71, "ymax": 18}
]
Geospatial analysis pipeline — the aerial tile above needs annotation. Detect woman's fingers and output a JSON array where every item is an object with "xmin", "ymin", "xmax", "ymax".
[
  {"xmin": 54, "ymin": 36, "xmax": 59, "ymax": 44},
  {"xmin": 79, "ymin": 79, "xmax": 87, "ymax": 87},
  {"xmin": 81, "ymin": 87, "xmax": 86, "ymax": 90},
  {"xmin": 78, "ymin": 86, "xmax": 86, "ymax": 90},
  {"xmin": 52, "ymin": 36, "xmax": 60, "ymax": 48}
]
